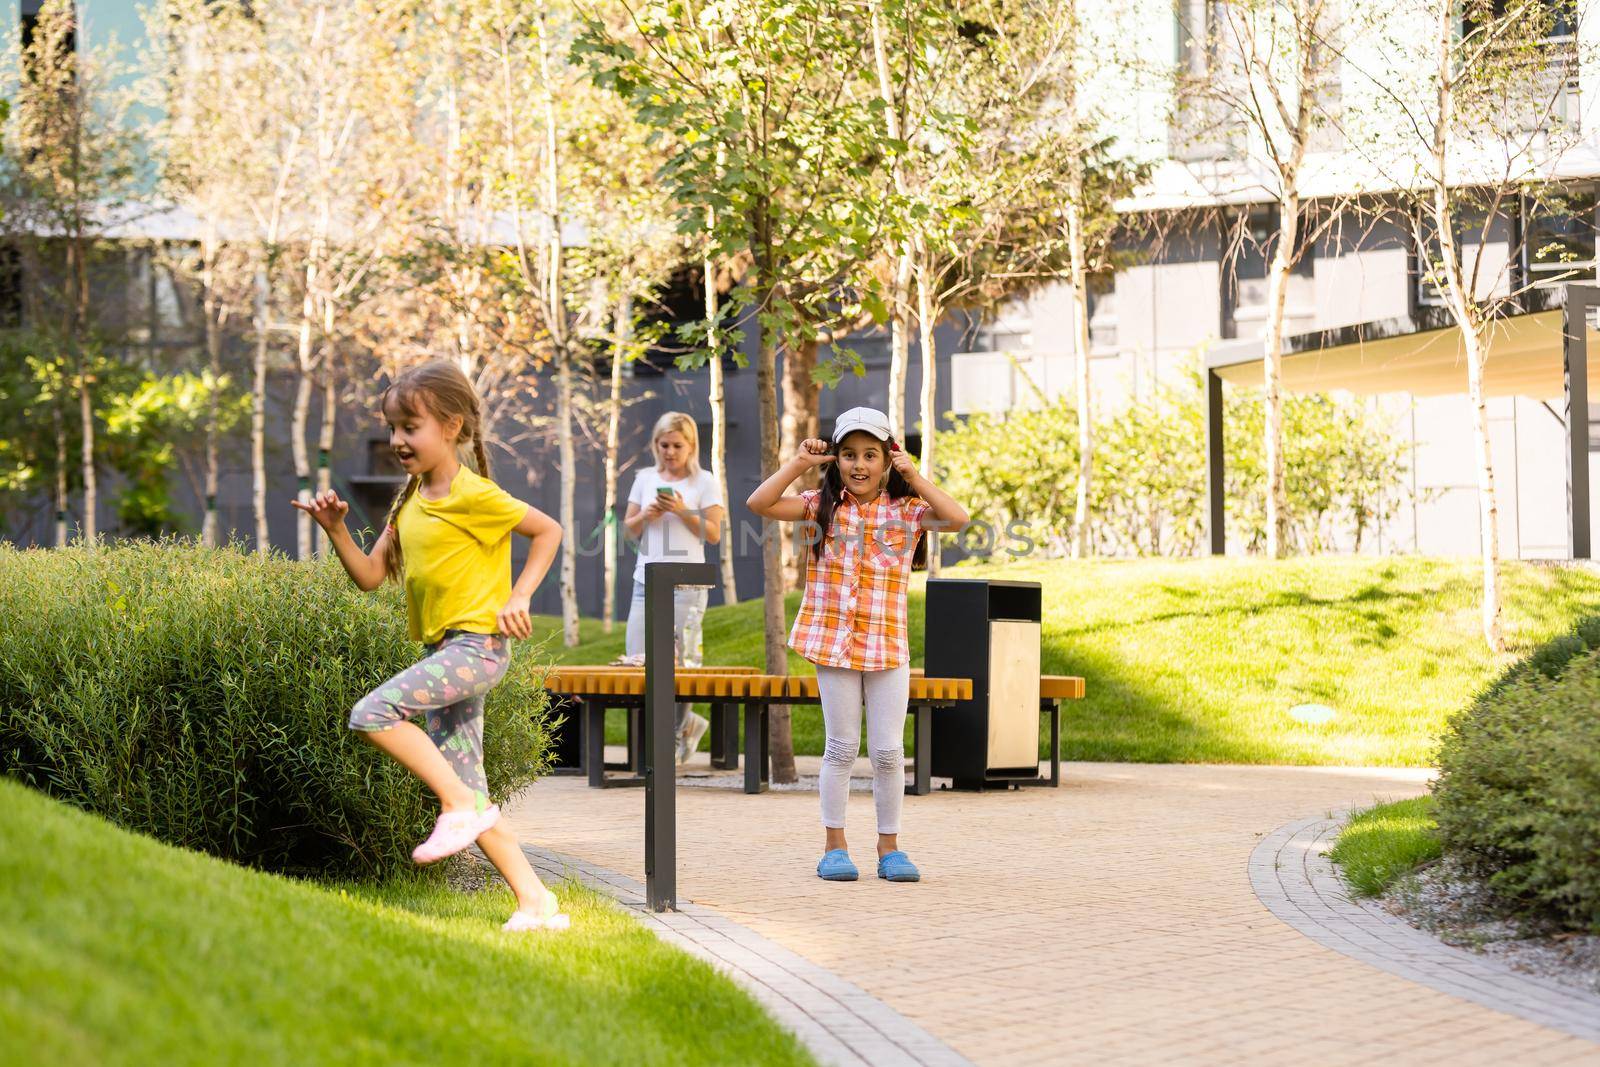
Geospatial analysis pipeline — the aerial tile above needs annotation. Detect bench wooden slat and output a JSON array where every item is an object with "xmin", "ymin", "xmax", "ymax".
[
  {"xmin": 546, "ymin": 671, "xmax": 979, "ymax": 704},
  {"xmin": 1040, "ymin": 676, "xmax": 1084, "ymax": 700}
]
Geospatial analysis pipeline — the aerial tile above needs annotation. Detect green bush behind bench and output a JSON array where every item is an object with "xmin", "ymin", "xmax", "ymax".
[
  {"xmin": 1433, "ymin": 615, "xmax": 1600, "ymax": 932},
  {"xmin": 0, "ymin": 541, "xmax": 553, "ymax": 878}
]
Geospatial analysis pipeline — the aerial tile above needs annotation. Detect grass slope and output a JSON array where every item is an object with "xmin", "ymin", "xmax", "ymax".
[
  {"xmin": 1329, "ymin": 796, "xmax": 1442, "ymax": 897},
  {"xmin": 529, "ymin": 557, "xmax": 1600, "ymax": 765},
  {"xmin": 0, "ymin": 779, "xmax": 812, "ymax": 1067}
]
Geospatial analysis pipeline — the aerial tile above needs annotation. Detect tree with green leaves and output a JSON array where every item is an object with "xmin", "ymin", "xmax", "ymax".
[
  {"xmin": 1340, "ymin": 0, "xmax": 1588, "ymax": 649},
  {"xmin": 578, "ymin": 0, "xmax": 887, "ymax": 782},
  {"xmin": 0, "ymin": 0, "xmax": 142, "ymax": 546},
  {"xmin": 1179, "ymin": 0, "xmax": 1347, "ymax": 561}
]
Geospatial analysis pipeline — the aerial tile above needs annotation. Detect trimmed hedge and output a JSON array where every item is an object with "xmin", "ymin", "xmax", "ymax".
[
  {"xmin": 1432, "ymin": 616, "xmax": 1600, "ymax": 931},
  {"xmin": 0, "ymin": 541, "xmax": 552, "ymax": 877}
]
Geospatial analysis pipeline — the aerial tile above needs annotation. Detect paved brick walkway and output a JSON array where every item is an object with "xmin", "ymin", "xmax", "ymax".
[
  {"xmin": 504, "ymin": 760, "xmax": 1600, "ymax": 1065},
  {"xmin": 1252, "ymin": 815, "xmax": 1600, "ymax": 1043}
]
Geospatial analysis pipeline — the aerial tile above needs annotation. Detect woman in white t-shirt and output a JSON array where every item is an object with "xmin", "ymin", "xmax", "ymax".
[{"xmin": 621, "ymin": 412, "xmax": 725, "ymax": 763}]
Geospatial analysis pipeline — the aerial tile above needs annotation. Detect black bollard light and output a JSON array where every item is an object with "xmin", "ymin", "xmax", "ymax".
[{"xmin": 643, "ymin": 560, "xmax": 718, "ymax": 912}]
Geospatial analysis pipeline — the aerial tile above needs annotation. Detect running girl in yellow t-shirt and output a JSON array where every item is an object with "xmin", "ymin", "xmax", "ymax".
[{"xmin": 293, "ymin": 360, "xmax": 567, "ymax": 932}]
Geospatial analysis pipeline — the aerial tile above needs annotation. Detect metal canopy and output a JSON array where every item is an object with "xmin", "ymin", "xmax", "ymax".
[{"xmin": 1203, "ymin": 283, "xmax": 1599, "ymax": 558}]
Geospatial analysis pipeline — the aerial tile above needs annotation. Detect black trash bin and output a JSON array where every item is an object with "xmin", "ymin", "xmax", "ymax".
[{"xmin": 926, "ymin": 578, "xmax": 1043, "ymax": 790}]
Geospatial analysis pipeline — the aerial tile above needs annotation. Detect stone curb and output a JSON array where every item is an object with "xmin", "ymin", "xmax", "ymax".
[
  {"xmin": 1249, "ymin": 813, "xmax": 1600, "ymax": 1045},
  {"xmin": 521, "ymin": 844, "xmax": 976, "ymax": 1067}
]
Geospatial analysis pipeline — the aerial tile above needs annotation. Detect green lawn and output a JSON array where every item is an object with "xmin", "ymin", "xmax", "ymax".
[
  {"xmin": 0, "ymin": 778, "xmax": 813, "ymax": 1067},
  {"xmin": 528, "ymin": 556, "xmax": 1600, "ymax": 765},
  {"xmin": 1328, "ymin": 796, "xmax": 1442, "ymax": 896}
]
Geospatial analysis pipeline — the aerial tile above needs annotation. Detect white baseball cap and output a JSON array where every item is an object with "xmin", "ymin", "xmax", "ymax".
[{"xmin": 832, "ymin": 406, "xmax": 893, "ymax": 444}]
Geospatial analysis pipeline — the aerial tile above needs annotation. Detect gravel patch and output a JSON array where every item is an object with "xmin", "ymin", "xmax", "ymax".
[{"xmin": 1382, "ymin": 856, "xmax": 1600, "ymax": 998}]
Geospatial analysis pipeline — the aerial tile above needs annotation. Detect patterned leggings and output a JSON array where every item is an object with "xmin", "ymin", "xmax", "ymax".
[{"xmin": 348, "ymin": 631, "xmax": 510, "ymax": 798}]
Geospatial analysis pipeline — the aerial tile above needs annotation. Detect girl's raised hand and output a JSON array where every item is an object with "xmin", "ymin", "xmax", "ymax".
[
  {"xmin": 497, "ymin": 593, "xmax": 533, "ymax": 640},
  {"xmin": 291, "ymin": 489, "xmax": 350, "ymax": 532},
  {"xmin": 796, "ymin": 438, "xmax": 834, "ymax": 468},
  {"xmin": 889, "ymin": 446, "xmax": 918, "ymax": 481}
]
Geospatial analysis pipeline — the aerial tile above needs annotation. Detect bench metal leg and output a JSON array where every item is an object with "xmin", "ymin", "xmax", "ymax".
[
  {"xmin": 1020, "ymin": 699, "xmax": 1064, "ymax": 789},
  {"xmin": 1049, "ymin": 700, "xmax": 1061, "ymax": 787},
  {"xmin": 628, "ymin": 705, "xmax": 645, "ymax": 773},
  {"xmin": 743, "ymin": 703, "xmax": 767, "ymax": 794},
  {"xmin": 906, "ymin": 704, "xmax": 932, "ymax": 796},
  {"xmin": 584, "ymin": 699, "xmax": 606, "ymax": 789},
  {"xmin": 709, "ymin": 701, "xmax": 739, "ymax": 769}
]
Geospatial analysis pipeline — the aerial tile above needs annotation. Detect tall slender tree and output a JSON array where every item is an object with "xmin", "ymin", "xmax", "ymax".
[{"xmin": 579, "ymin": 0, "xmax": 886, "ymax": 782}]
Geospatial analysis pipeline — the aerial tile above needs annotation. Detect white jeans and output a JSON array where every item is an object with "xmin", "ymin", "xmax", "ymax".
[
  {"xmin": 815, "ymin": 662, "xmax": 910, "ymax": 834},
  {"xmin": 624, "ymin": 579, "xmax": 708, "ymax": 731}
]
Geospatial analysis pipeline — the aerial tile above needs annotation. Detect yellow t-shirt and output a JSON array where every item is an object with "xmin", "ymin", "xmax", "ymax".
[{"xmin": 394, "ymin": 467, "xmax": 529, "ymax": 644}]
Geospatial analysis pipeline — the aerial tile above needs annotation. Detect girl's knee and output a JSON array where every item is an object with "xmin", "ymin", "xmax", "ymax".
[
  {"xmin": 349, "ymin": 694, "xmax": 404, "ymax": 733},
  {"xmin": 871, "ymin": 747, "xmax": 903, "ymax": 773},
  {"xmin": 822, "ymin": 737, "xmax": 859, "ymax": 766}
]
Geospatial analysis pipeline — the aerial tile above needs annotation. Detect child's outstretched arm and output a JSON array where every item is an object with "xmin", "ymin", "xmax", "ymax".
[
  {"xmin": 292, "ymin": 489, "xmax": 389, "ymax": 591},
  {"xmin": 889, "ymin": 449, "xmax": 970, "ymax": 533},
  {"xmin": 746, "ymin": 439, "xmax": 833, "ymax": 520},
  {"xmin": 497, "ymin": 505, "xmax": 562, "ymax": 639}
]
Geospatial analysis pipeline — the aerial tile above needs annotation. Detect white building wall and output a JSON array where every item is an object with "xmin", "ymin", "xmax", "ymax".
[{"xmin": 950, "ymin": 0, "xmax": 1600, "ymax": 560}]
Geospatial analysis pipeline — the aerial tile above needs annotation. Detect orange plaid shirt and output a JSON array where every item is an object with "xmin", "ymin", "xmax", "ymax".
[{"xmin": 787, "ymin": 489, "xmax": 932, "ymax": 671}]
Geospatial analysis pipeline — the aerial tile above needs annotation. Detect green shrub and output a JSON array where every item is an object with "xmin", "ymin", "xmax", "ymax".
[
  {"xmin": 0, "ymin": 540, "xmax": 552, "ymax": 877},
  {"xmin": 1432, "ymin": 616, "xmax": 1600, "ymax": 931}
]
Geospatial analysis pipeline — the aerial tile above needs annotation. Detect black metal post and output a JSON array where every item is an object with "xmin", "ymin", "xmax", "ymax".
[
  {"xmin": 644, "ymin": 561, "xmax": 717, "ymax": 913},
  {"xmin": 1564, "ymin": 285, "xmax": 1595, "ymax": 560},
  {"xmin": 1206, "ymin": 367, "xmax": 1226, "ymax": 556}
]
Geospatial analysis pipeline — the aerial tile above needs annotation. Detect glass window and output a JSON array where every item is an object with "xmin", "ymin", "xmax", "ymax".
[{"xmin": 1527, "ymin": 188, "xmax": 1596, "ymax": 286}]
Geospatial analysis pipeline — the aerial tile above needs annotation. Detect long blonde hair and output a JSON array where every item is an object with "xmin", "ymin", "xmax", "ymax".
[
  {"xmin": 380, "ymin": 360, "xmax": 491, "ymax": 580},
  {"xmin": 651, "ymin": 411, "xmax": 701, "ymax": 475}
]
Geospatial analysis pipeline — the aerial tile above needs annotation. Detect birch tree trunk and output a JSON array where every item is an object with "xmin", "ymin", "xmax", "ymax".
[
  {"xmin": 251, "ymin": 261, "xmax": 271, "ymax": 555},
  {"xmin": 292, "ymin": 254, "xmax": 320, "ymax": 560},
  {"xmin": 887, "ymin": 250, "xmax": 913, "ymax": 440},
  {"xmin": 316, "ymin": 312, "xmax": 337, "ymax": 560},
  {"xmin": 54, "ymin": 401, "xmax": 67, "ymax": 546},
  {"xmin": 915, "ymin": 257, "xmax": 942, "ymax": 575},
  {"xmin": 1463, "ymin": 318, "xmax": 1503, "ymax": 650},
  {"xmin": 78, "ymin": 359, "xmax": 95, "ymax": 545},
  {"xmin": 1066, "ymin": 194, "xmax": 1094, "ymax": 559},
  {"xmin": 1260, "ymin": 191, "xmax": 1298, "ymax": 559},
  {"xmin": 558, "ymin": 347, "xmax": 579, "ymax": 646},
  {"xmin": 1430, "ymin": 0, "xmax": 1502, "ymax": 651},
  {"xmin": 753, "ymin": 216, "xmax": 797, "ymax": 785},
  {"xmin": 200, "ymin": 225, "xmax": 222, "ymax": 548},
  {"xmin": 603, "ymin": 286, "xmax": 630, "ymax": 634},
  {"xmin": 870, "ymin": 0, "xmax": 913, "ymax": 441},
  {"xmin": 533, "ymin": 11, "xmax": 581, "ymax": 649},
  {"xmin": 706, "ymin": 248, "xmax": 739, "ymax": 606}
]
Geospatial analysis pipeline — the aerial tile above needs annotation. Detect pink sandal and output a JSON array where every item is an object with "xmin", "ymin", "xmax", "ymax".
[
  {"xmin": 410, "ymin": 804, "xmax": 500, "ymax": 865},
  {"xmin": 503, "ymin": 890, "xmax": 570, "ymax": 933}
]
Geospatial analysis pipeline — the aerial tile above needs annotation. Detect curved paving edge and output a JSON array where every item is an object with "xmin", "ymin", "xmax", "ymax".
[
  {"xmin": 519, "ymin": 844, "xmax": 974, "ymax": 1067},
  {"xmin": 1250, "ymin": 814, "xmax": 1600, "ymax": 1045}
]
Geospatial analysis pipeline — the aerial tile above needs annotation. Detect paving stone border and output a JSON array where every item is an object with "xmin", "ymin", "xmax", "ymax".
[
  {"xmin": 1250, "ymin": 814, "xmax": 1600, "ymax": 1045},
  {"xmin": 521, "ymin": 844, "xmax": 975, "ymax": 1067}
]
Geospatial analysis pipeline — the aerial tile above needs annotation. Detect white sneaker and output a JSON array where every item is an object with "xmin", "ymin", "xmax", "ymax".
[{"xmin": 676, "ymin": 711, "xmax": 710, "ymax": 764}]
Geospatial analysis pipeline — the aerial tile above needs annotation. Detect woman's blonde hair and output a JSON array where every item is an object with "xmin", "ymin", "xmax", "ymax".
[
  {"xmin": 650, "ymin": 411, "xmax": 700, "ymax": 475},
  {"xmin": 379, "ymin": 360, "xmax": 491, "ymax": 580}
]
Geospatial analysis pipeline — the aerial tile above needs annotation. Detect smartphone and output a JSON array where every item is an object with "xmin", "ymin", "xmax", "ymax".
[{"xmin": 656, "ymin": 486, "xmax": 677, "ymax": 498}]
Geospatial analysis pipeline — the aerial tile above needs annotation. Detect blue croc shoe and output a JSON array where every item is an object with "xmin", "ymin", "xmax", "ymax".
[
  {"xmin": 816, "ymin": 849, "xmax": 859, "ymax": 881},
  {"xmin": 877, "ymin": 851, "xmax": 920, "ymax": 882}
]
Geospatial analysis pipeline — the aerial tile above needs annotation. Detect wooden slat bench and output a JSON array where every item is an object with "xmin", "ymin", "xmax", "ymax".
[
  {"xmin": 540, "ymin": 668, "xmax": 1085, "ymax": 793},
  {"xmin": 540, "ymin": 666, "xmax": 760, "ymax": 783}
]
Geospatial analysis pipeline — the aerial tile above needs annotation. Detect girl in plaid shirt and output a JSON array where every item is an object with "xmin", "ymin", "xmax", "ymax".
[{"xmin": 748, "ymin": 407, "xmax": 968, "ymax": 883}]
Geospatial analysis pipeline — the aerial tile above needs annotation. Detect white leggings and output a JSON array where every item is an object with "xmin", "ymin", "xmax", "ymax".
[{"xmin": 815, "ymin": 662, "xmax": 910, "ymax": 834}]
